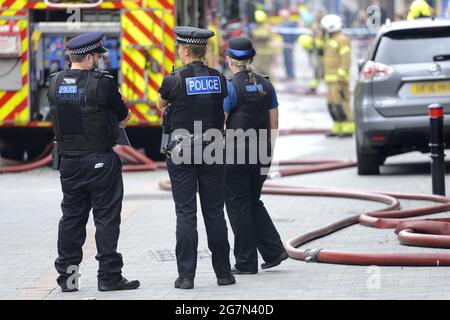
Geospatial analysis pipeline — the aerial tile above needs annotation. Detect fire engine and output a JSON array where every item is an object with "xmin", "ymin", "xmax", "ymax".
[{"xmin": 0, "ymin": 0, "xmax": 176, "ymax": 160}]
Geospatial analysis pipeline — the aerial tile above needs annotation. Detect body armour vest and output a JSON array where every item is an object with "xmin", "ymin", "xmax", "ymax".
[
  {"xmin": 169, "ymin": 62, "xmax": 225, "ymax": 133},
  {"xmin": 48, "ymin": 70, "xmax": 115, "ymax": 154},
  {"xmin": 226, "ymin": 71, "xmax": 271, "ymax": 132},
  {"xmin": 226, "ymin": 71, "xmax": 273, "ymax": 165}
]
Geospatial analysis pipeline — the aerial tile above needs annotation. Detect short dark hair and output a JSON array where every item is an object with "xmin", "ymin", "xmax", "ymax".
[
  {"xmin": 183, "ymin": 44, "xmax": 207, "ymax": 59},
  {"xmin": 70, "ymin": 53, "xmax": 88, "ymax": 63}
]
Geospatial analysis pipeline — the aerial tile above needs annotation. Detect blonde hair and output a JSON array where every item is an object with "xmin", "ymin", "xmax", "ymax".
[{"xmin": 229, "ymin": 57, "xmax": 267, "ymax": 97}]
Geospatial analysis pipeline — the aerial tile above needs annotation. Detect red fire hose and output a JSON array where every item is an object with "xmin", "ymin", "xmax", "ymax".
[
  {"xmin": 0, "ymin": 154, "xmax": 53, "ymax": 174},
  {"xmin": 0, "ymin": 144, "xmax": 167, "ymax": 174},
  {"xmin": 3, "ymin": 131, "xmax": 450, "ymax": 267},
  {"xmin": 161, "ymin": 158, "xmax": 450, "ymax": 266},
  {"xmin": 0, "ymin": 141, "xmax": 54, "ymax": 174}
]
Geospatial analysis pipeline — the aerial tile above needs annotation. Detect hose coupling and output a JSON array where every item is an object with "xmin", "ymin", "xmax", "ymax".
[{"xmin": 304, "ymin": 249, "xmax": 322, "ymax": 263}]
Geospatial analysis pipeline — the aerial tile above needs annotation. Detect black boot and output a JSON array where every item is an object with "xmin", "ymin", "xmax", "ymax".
[
  {"xmin": 174, "ymin": 277, "xmax": 194, "ymax": 289},
  {"xmin": 261, "ymin": 252, "xmax": 289, "ymax": 270},
  {"xmin": 217, "ymin": 274, "xmax": 236, "ymax": 286},
  {"xmin": 59, "ymin": 283, "xmax": 79, "ymax": 293},
  {"xmin": 231, "ymin": 266, "xmax": 258, "ymax": 275},
  {"xmin": 98, "ymin": 277, "xmax": 140, "ymax": 292}
]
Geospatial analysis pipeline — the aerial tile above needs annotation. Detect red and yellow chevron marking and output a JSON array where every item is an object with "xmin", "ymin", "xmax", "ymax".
[
  {"xmin": 121, "ymin": 0, "xmax": 175, "ymax": 125},
  {"xmin": 0, "ymin": 0, "xmax": 144, "ymax": 10},
  {"xmin": 0, "ymin": 0, "xmax": 174, "ymax": 127},
  {"xmin": 0, "ymin": 15, "xmax": 29, "ymax": 125}
]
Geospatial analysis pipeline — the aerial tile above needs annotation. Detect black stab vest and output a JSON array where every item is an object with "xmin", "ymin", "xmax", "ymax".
[
  {"xmin": 169, "ymin": 62, "xmax": 225, "ymax": 133},
  {"xmin": 48, "ymin": 70, "xmax": 115, "ymax": 154},
  {"xmin": 226, "ymin": 71, "xmax": 271, "ymax": 132}
]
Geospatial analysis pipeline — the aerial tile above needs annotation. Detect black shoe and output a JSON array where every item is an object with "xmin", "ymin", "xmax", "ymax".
[
  {"xmin": 98, "ymin": 277, "xmax": 140, "ymax": 292},
  {"xmin": 174, "ymin": 277, "xmax": 194, "ymax": 289},
  {"xmin": 59, "ymin": 279, "xmax": 79, "ymax": 292},
  {"xmin": 217, "ymin": 274, "xmax": 236, "ymax": 286},
  {"xmin": 261, "ymin": 252, "xmax": 289, "ymax": 270},
  {"xmin": 231, "ymin": 266, "xmax": 257, "ymax": 275},
  {"xmin": 60, "ymin": 285, "xmax": 78, "ymax": 293}
]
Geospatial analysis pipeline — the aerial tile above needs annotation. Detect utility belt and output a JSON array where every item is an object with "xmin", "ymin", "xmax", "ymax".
[
  {"xmin": 161, "ymin": 131, "xmax": 223, "ymax": 159},
  {"xmin": 60, "ymin": 149, "xmax": 112, "ymax": 159}
]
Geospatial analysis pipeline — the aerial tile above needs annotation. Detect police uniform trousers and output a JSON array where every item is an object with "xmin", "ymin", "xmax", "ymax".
[
  {"xmin": 167, "ymin": 156, "xmax": 232, "ymax": 281},
  {"xmin": 54, "ymin": 150, "xmax": 124, "ymax": 286},
  {"xmin": 326, "ymin": 81, "xmax": 353, "ymax": 122},
  {"xmin": 225, "ymin": 162, "xmax": 285, "ymax": 272}
]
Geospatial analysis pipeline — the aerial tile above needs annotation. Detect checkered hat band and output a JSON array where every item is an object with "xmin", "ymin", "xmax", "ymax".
[
  {"xmin": 69, "ymin": 41, "xmax": 102, "ymax": 55},
  {"xmin": 176, "ymin": 36, "xmax": 208, "ymax": 45}
]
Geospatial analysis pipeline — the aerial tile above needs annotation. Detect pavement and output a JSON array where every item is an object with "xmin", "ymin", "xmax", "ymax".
[{"xmin": 2, "ymin": 48, "xmax": 450, "ymax": 300}]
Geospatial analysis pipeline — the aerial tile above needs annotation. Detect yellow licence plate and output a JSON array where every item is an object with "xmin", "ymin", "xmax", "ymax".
[{"xmin": 411, "ymin": 81, "xmax": 450, "ymax": 95}]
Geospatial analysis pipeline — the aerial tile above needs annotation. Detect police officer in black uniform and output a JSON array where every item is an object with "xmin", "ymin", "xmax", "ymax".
[
  {"xmin": 48, "ymin": 32, "xmax": 140, "ymax": 292},
  {"xmin": 158, "ymin": 27, "xmax": 235, "ymax": 289},
  {"xmin": 224, "ymin": 37, "xmax": 288, "ymax": 275}
]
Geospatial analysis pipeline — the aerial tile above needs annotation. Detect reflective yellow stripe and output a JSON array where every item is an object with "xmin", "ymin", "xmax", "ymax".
[
  {"xmin": 327, "ymin": 39, "xmax": 338, "ymax": 48},
  {"xmin": 340, "ymin": 46, "xmax": 350, "ymax": 55},
  {"xmin": 337, "ymin": 68, "xmax": 348, "ymax": 77},
  {"xmin": 325, "ymin": 74, "xmax": 338, "ymax": 82},
  {"xmin": 315, "ymin": 38, "xmax": 325, "ymax": 48}
]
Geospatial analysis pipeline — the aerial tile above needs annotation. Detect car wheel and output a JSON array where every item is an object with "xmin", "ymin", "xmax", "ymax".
[{"xmin": 356, "ymin": 145, "xmax": 381, "ymax": 176}]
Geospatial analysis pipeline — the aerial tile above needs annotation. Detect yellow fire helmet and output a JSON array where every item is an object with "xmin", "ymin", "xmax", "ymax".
[
  {"xmin": 298, "ymin": 34, "xmax": 314, "ymax": 51},
  {"xmin": 407, "ymin": 0, "xmax": 432, "ymax": 20},
  {"xmin": 255, "ymin": 10, "xmax": 268, "ymax": 23}
]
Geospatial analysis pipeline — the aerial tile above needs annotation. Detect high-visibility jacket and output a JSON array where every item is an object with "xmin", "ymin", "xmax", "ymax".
[
  {"xmin": 251, "ymin": 23, "xmax": 273, "ymax": 56},
  {"xmin": 310, "ymin": 21, "xmax": 325, "ymax": 54},
  {"xmin": 323, "ymin": 31, "xmax": 350, "ymax": 83}
]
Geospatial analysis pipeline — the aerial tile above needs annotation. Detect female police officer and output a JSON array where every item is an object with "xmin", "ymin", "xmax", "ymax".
[
  {"xmin": 224, "ymin": 37, "xmax": 288, "ymax": 275},
  {"xmin": 158, "ymin": 27, "xmax": 235, "ymax": 289}
]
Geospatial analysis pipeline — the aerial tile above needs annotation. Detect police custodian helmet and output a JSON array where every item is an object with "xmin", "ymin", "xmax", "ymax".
[
  {"xmin": 66, "ymin": 32, "xmax": 108, "ymax": 55},
  {"xmin": 227, "ymin": 37, "xmax": 256, "ymax": 61}
]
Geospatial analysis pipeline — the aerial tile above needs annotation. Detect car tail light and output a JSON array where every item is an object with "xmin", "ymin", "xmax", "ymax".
[{"xmin": 360, "ymin": 61, "xmax": 394, "ymax": 82}]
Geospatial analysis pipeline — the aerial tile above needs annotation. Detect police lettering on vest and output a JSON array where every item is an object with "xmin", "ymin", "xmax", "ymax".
[{"xmin": 186, "ymin": 76, "xmax": 222, "ymax": 95}]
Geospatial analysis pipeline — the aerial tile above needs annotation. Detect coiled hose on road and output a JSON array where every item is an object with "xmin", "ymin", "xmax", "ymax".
[{"xmin": 2, "ymin": 130, "xmax": 450, "ymax": 266}]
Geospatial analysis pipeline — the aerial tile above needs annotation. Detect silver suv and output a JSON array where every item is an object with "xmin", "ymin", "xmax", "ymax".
[{"xmin": 354, "ymin": 19, "xmax": 450, "ymax": 175}]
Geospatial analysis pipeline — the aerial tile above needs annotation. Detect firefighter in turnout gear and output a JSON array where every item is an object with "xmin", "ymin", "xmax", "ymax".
[
  {"xmin": 308, "ymin": 10, "xmax": 325, "ymax": 93},
  {"xmin": 48, "ymin": 32, "xmax": 139, "ymax": 292},
  {"xmin": 158, "ymin": 26, "xmax": 236, "ymax": 290},
  {"xmin": 321, "ymin": 14, "xmax": 355, "ymax": 137},
  {"xmin": 251, "ymin": 9, "xmax": 274, "ymax": 77}
]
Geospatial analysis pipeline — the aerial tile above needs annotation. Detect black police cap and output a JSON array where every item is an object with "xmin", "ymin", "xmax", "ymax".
[
  {"xmin": 66, "ymin": 32, "xmax": 108, "ymax": 55},
  {"xmin": 227, "ymin": 37, "xmax": 256, "ymax": 60},
  {"xmin": 174, "ymin": 26, "xmax": 214, "ymax": 45}
]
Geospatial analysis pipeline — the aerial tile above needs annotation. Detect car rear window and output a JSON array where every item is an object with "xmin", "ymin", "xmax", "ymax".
[{"xmin": 374, "ymin": 27, "xmax": 450, "ymax": 65}]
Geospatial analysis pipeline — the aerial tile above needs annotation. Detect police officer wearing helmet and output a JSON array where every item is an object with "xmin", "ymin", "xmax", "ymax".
[
  {"xmin": 48, "ymin": 32, "xmax": 139, "ymax": 292},
  {"xmin": 224, "ymin": 37, "xmax": 288, "ymax": 275},
  {"xmin": 158, "ymin": 26, "xmax": 236, "ymax": 290}
]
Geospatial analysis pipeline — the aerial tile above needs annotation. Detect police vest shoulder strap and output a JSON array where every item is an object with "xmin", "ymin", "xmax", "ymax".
[
  {"xmin": 230, "ymin": 77, "xmax": 244, "ymax": 109},
  {"xmin": 48, "ymin": 71, "xmax": 65, "ymax": 104},
  {"xmin": 87, "ymin": 71, "xmax": 111, "ymax": 103},
  {"xmin": 171, "ymin": 69, "xmax": 183, "ymax": 99}
]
